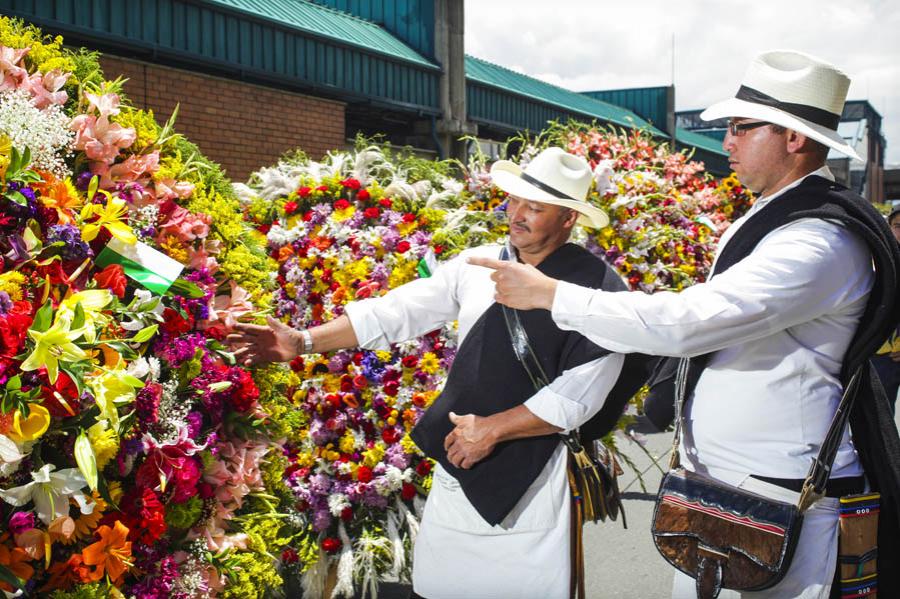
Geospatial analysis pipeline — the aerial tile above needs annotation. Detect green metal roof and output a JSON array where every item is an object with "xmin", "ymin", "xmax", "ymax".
[
  {"xmin": 675, "ymin": 127, "xmax": 728, "ymax": 157},
  {"xmin": 465, "ymin": 56, "xmax": 666, "ymax": 136},
  {"xmin": 206, "ymin": 0, "xmax": 438, "ymax": 69}
]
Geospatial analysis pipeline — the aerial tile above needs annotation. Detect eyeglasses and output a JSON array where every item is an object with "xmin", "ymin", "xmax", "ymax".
[{"xmin": 728, "ymin": 121, "xmax": 770, "ymax": 137}]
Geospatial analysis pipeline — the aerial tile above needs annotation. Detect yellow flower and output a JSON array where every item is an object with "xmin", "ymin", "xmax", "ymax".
[
  {"xmin": 419, "ymin": 352, "xmax": 440, "ymax": 375},
  {"xmin": 0, "ymin": 134, "xmax": 11, "ymax": 179},
  {"xmin": 86, "ymin": 367, "xmax": 143, "ymax": 430},
  {"xmin": 362, "ymin": 444, "xmax": 385, "ymax": 468},
  {"xmin": 7, "ymin": 404, "xmax": 51, "ymax": 443},
  {"xmin": 0, "ymin": 271, "xmax": 26, "ymax": 301},
  {"xmin": 375, "ymin": 350, "xmax": 393, "ymax": 363},
  {"xmin": 21, "ymin": 316, "xmax": 88, "ymax": 384},
  {"xmin": 88, "ymin": 423, "xmax": 119, "ymax": 469},
  {"xmin": 59, "ymin": 289, "xmax": 113, "ymax": 344},
  {"xmin": 80, "ymin": 196, "xmax": 136, "ymax": 244}
]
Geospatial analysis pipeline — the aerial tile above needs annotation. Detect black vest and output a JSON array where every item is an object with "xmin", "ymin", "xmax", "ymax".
[{"xmin": 410, "ymin": 243, "xmax": 651, "ymax": 526}]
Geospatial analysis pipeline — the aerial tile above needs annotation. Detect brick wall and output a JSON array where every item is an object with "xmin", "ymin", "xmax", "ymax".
[{"xmin": 99, "ymin": 55, "xmax": 346, "ymax": 182}]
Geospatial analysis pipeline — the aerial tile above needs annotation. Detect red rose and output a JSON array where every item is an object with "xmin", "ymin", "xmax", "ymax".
[
  {"xmin": 352, "ymin": 375, "xmax": 368, "ymax": 390},
  {"xmin": 363, "ymin": 207, "xmax": 380, "ymax": 219},
  {"xmin": 383, "ymin": 381, "xmax": 399, "ymax": 397},
  {"xmin": 341, "ymin": 178, "xmax": 361, "ymax": 190},
  {"xmin": 379, "ymin": 198, "xmax": 393, "ymax": 208},
  {"xmin": 401, "ymin": 482, "xmax": 417, "ymax": 501},
  {"xmin": 92, "ymin": 264, "xmax": 127, "ymax": 299},
  {"xmin": 434, "ymin": 244, "xmax": 444, "ymax": 255},
  {"xmin": 356, "ymin": 466, "xmax": 373, "ymax": 483},
  {"xmin": 289, "ymin": 356, "xmax": 305, "ymax": 372},
  {"xmin": 333, "ymin": 199, "xmax": 351, "ymax": 211},
  {"xmin": 283, "ymin": 200, "xmax": 298, "ymax": 215},
  {"xmin": 321, "ymin": 537, "xmax": 342, "ymax": 553},
  {"xmin": 395, "ymin": 240, "xmax": 411, "ymax": 253},
  {"xmin": 340, "ymin": 375, "xmax": 353, "ymax": 392},
  {"xmin": 302, "ymin": 210, "xmax": 313, "ymax": 222},
  {"xmin": 357, "ymin": 189, "xmax": 371, "ymax": 202},
  {"xmin": 416, "ymin": 460, "xmax": 432, "ymax": 477},
  {"xmin": 401, "ymin": 356, "xmax": 418, "ymax": 369},
  {"xmin": 402, "ymin": 213, "xmax": 416, "ymax": 223},
  {"xmin": 316, "ymin": 185, "xmax": 329, "ymax": 192},
  {"xmin": 352, "ymin": 352, "xmax": 364, "ymax": 365},
  {"xmin": 340, "ymin": 506, "xmax": 353, "ymax": 521},
  {"xmin": 282, "ymin": 548, "xmax": 300, "ymax": 564},
  {"xmin": 297, "ymin": 186, "xmax": 312, "ymax": 198}
]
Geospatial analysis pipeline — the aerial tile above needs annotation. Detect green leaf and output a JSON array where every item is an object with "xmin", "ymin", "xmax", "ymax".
[
  {"xmin": 0, "ymin": 563, "xmax": 24, "ymax": 591},
  {"xmin": 6, "ymin": 375, "xmax": 21, "ymax": 391},
  {"xmin": 4, "ymin": 189, "xmax": 26, "ymax": 206},
  {"xmin": 167, "ymin": 278, "xmax": 205, "ymax": 298},
  {"xmin": 31, "ymin": 299, "xmax": 54, "ymax": 332},
  {"xmin": 119, "ymin": 374, "xmax": 145, "ymax": 389},
  {"xmin": 20, "ymin": 146, "xmax": 31, "ymax": 170},
  {"xmin": 101, "ymin": 340, "xmax": 138, "ymax": 360},
  {"xmin": 74, "ymin": 429, "xmax": 99, "ymax": 492},
  {"xmin": 71, "ymin": 301, "xmax": 86, "ymax": 330},
  {"xmin": 130, "ymin": 324, "xmax": 159, "ymax": 344}
]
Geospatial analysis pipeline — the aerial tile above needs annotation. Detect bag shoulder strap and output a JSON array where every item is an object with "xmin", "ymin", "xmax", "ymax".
[{"xmin": 498, "ymin": 245, "xmax": 583, "ymax": 453}]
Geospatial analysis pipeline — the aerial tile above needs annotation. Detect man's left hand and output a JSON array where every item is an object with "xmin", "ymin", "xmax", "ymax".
[
  {"xmin": 466, "ymin": 257, "xmax": 558, "ymax": 310},
  {"xmin": 444, "ymin": 412, "xmax": 497, "ymax": 469}
]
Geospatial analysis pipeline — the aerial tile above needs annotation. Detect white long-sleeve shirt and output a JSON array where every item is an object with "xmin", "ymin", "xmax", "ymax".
[
  {"xmin": 345, "ymin": 244, "xmax": 624, "ymax": 598},
  {"xmin": 551, "ymin": 167, "xmax": 872, "ymax": 486}
]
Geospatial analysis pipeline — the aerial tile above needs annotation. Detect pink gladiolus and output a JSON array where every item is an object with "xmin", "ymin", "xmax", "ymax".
[
  {"xmin": 0, "ymin": 45, "xmax": 29, "ymax": 92},
  {"xmin": 70, "ymin": 113, "xmax": 137, "ymax": 165},
  {"xmin": 84, "ymin": 91, "xmax": 122, "ymax": 118},
  {"xmin": 199, "ymin": 282, "xmax": 253, "ymax": 334},
  {"xmin": 155, "ymin": 177, "xmax": 194, "ymax": 201},
  {"xmin": 27, "ymin": 69, "xmax": 70, "ymax": 109}
]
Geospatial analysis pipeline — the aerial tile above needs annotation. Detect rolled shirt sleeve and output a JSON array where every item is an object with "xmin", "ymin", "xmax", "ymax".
[
  {"xmin": 524, "ymin": 353, "xmax": 625, "ymax": 432},
  {"xmin": 344, "ymin": 255, "xmax": 464, "ymax": 350},
  {"xmin": 550, "ymin": 219, "xmax": 874, "ymax": 357}
]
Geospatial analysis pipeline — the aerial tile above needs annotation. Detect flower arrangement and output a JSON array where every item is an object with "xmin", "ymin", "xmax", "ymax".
[
  {"xmin": 0, "ymin": 17, "xmax": 299, "ymax": 599},
  {"xmin": 238, "ymin": 142, "xmax": 509, "ymax": 597}
]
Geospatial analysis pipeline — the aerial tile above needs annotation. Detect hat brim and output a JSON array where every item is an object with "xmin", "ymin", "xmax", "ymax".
[
  {"xmin": 700, "ymin": 98, "xmax": 861, "ymax": 161},
  {"xmin": 490, "ymin": 161, "xmax": 610, "ymax": 229}
]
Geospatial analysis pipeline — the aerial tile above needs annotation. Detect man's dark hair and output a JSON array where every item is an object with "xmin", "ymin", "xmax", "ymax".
[{"xmin": 889, "ymin": 206, "xmax": 900, "ymax": 225}]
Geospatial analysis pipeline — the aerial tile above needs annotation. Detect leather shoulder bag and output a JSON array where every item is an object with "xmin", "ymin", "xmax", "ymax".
[{"xmin": 651, "ymin": 357, "xmax": 864, "ymax": 599}]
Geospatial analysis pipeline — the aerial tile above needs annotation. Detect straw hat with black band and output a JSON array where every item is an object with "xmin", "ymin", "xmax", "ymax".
[
  {"xmin": 490, "ymin": 147, "xmax": 610, "ymax": 229},
  {"xmin": 700, "ymin": 50, "xmax": 860, "ymax": 160}
]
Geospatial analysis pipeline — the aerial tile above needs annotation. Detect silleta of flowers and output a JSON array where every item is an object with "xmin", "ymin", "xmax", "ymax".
[{"xmin": 0, "ymin": 17, "xmax": 299, "ymax": 599}]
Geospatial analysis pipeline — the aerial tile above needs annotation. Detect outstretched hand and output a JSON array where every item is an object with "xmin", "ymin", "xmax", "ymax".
[
  {"xmin": 467, "ymin": 257, "xmax": 558, "ymax": 310},
  {"xmin": 444, "ymin": 412, "xmax": 497, "ymax": 469},
  {"xmin": 226, "ymin": 316, "xmax": 304, "ymax": 367}
]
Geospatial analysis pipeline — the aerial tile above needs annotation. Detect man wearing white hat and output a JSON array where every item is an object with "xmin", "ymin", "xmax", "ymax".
[
  {"xmin": 472, "ymin": 50, "xmax": 900, "ymax": 598},
  {"xmin": 230, "ymin": 147, "xmax": 650, "ymax": 598}
]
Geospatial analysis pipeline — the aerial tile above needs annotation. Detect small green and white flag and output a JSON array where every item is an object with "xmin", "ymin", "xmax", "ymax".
[
  {"xmin": 94, "ymin": 237, "xmax": 184, "ymax": 295},
  {"xmin": 417, "ymin": 249, "xmax": 440, "ymax": 279}
]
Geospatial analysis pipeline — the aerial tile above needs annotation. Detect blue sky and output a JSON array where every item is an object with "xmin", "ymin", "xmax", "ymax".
[{"xmin": 466, "ymin": 0, "xmax": 900, "ymax": 164}]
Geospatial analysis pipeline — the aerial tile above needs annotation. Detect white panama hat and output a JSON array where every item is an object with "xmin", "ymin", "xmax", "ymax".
[
  {"xmin": 701, "ymin": 50, "xmax": 860, "ymax": 160},
  {"xmin": 490, "ymin": 147, "xmax": 609, "ymax": 229}
]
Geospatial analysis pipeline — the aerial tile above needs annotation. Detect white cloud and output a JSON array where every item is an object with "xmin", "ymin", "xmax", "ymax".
[{"xmin": 466, "ymin": 0, "xmax": 900, "ymax": 164}]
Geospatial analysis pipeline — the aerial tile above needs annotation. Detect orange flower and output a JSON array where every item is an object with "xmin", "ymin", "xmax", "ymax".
[
  {"xmin": 41, "ymin": 553, "xmax": 91, "ymax": 592},
  {"xmin": 0, "ymin": 535, "xmax": 34, "ymax": 593},
  {"xmin": 81, "ymin": 521, "xmax": 132, "ymax": 584},
  {"xmin": 34, "ymin": 172, "xmax": 83, "ymax": 224}
]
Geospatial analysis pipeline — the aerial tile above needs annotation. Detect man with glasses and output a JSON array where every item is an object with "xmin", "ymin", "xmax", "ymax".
[{"xmin": 471, "ymin": 50, "xmax": 900, "ymax": 598}]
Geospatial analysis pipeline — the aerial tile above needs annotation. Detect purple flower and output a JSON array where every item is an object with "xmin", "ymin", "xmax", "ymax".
[
  {"xmin": 0, "ymin": 291, "xmax": 12, "ymax": 315},
  {"xmin": 75, "ymin": 171, "xmax": 94, "ymax": 191},
  {"xmin": 8, "ymin": 511, "xmax": 36, "ymax": 534},
  {"xmin": 47, "ymin": 223, "xmax": 93, "ymax": 261}
]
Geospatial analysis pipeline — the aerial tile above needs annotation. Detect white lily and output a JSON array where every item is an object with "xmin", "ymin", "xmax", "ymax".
[
  {"xmin": 0, "ymin": 433, "xmax": 26, "ymax": 477},
  {"xmin": 0, "ymin": 463, "xmax": 87, "ymax": 525}
]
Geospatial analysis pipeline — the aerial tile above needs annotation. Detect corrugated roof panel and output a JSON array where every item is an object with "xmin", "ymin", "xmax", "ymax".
[
  {"xmin": 675, "ymin": 127, "xmax": 728, "ymax": 157},
  {"xmin": 206, "ymin": 0, "xmax": 437, "ymax": 68},
  {"xmin": 465, "ymin": 55, "xmax": 665, "ymax": 136}
]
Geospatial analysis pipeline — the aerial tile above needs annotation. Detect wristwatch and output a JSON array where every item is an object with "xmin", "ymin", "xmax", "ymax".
[{"xmin": 299, "ymin": 328, "xmax": 314, "ymax": 354}]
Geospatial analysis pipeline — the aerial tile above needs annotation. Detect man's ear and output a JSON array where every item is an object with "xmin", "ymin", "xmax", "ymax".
[
  {"xmin": 563, "ymin": 208, "xmax": 579, "ymax": 228},
  {"xmin": 784, "ymin": 129, "xmax": 808, "ymax": 155}
]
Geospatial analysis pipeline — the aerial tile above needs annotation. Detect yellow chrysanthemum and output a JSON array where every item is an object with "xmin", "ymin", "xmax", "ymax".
[
  {"xmin": 88, "ymin": 423, "xmax": 119, "ymax": 469},
  {"xmin": 362, "ymin": 444, "xmax": 385, "ymax": 468},
  {"xmin": 418, "ymin": 352, "xmax": 440, "ymax": 375},
  {"xmin": 0, "ymin": 271, "xmax": 26, "ymax": 301}
]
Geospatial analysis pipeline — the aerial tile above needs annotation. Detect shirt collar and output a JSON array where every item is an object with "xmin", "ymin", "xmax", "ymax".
[{"xmin": 749, "ymin": 165, "xmax": 835, "ymax": 214}]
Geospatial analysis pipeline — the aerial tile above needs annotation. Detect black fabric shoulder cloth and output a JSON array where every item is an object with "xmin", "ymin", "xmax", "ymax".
[{"xmin": 410, "ymin": 243, "xmax": 653, "ymax": 526}]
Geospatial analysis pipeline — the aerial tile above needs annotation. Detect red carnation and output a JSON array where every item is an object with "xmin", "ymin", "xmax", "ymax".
[
  {"xmin": 297, "ymin": 186, "xmax": 312, "ymax": 198},
  {"xmin": 322, "ymin": 537, "xmax": 342, "ymax": 553},
  {"xmin": 395, "ymin": 240, "xmax": 411, "ymax": 253},
  {"xmin": 363, "ymin": 206, "xmax": 380, "ymax": 219},
  {"xmin": 416, "ymin": 460, "xmax": 432, "ymax": 477},
  {"xmin": 401, "ymin": 482, "xmax": 417, "ymax": 501},
  {"xmin": 333, "ymin": 199, "xmax": 351, "ymax": 211},
  {"xmin": 289, "ymin": 356, "xmax": 305, "ymax": 372},
  {"xmin": 93, "ymin": 263, "xmax": 127, "ymax": 298},
  {"xmin": 383, "ymin": 381, "xmax": 399, "ymax": 397},
  {"xmin": 302, "ymin": 210, "xmax": 314, "ymax": 222},
  {"xmin": 283, "ymin": 200, "xmax": 298, "ymax": 215},
  {"xmin": 232, "ymin": 368, "xmax": 260, "ymax": 412},
  {"xmin": 340, "ymin": 506, "xmax": 353, "ymax": 521},
  {"xmin": 0, "ymin": 301, "xmax": 33, "ymax": 359},
  {"xmin": 282, "ymin": 548, "xmax": 300, "ymax": 564},
  {"xmin": 316, "ymin": 185, "xmax": 329, "ymax": 192},
  {"xmin": 341, "ymin": 178, "xmax": 361, "ymax": 190},
  {"xmin": 379, "ymin": 198, "xmax": 393, "ymax": 208},
  {"xmin": 357, "ymin": 189, "xmax": 371, "ymax": 202},
  {"xmin": 401, "ymin": 355, "xmax": 418, "ymax": 369},
  {"xmin": 356, "ymin": 466, "xmax": 373, "ymax": 483},
  {"xmin": 382, "ymin": 428, "xmax": 400, "ymax": 444},
  {"xmin": 161, "ymin": 308, "xmax": 193, "ymax": 336},
  {"xmin": 402, "ymin": 213, "xmax": 416, "ymax": 223}
]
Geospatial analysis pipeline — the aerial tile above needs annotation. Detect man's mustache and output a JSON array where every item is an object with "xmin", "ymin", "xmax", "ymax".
[{"xmin": 511, "ymin": 221, "xmax": 530, "ymax": 232}]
